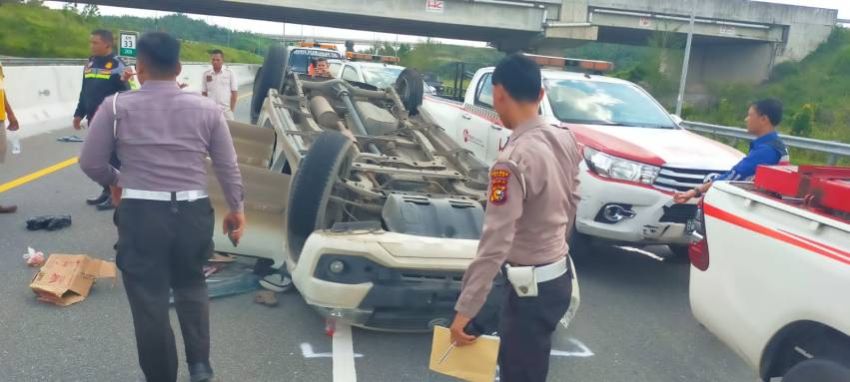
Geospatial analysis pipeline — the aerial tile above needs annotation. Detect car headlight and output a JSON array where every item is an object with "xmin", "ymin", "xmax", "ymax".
[{"xmin": 583, "ymin": 147, "xmax": 660, "ymax": 185}]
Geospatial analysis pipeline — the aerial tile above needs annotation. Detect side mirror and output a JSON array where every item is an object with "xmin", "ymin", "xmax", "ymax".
[{"xmin": 670, "ymin": 114, "xmax": 684, "ymax": 125}]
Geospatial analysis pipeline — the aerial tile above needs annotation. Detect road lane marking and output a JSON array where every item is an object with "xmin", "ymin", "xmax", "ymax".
[
  {"xmin": 237, "ymin": 91, "xmax": 253, "ymax": 100},
  {"xmin": 333, "ymin": 323, "xmax": 358, "ymax": 382},
  {"xmin": 0, "ymin": 157, "xmax": 79, "ymax": 194},
  {"xmin": 300, "ymin": 342, "xmax": 363, "ymax": 359}
]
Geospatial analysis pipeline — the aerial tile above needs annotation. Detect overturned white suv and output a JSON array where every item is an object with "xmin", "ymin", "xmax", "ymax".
[{"xmin": 210, "ymin": 44, "xmax": 580, "ymax": 331}]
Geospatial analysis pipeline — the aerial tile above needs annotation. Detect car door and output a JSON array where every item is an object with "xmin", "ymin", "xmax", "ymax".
[{"xmin": 463, "ymin": 73, "xmax": 508, "ymax": 162}]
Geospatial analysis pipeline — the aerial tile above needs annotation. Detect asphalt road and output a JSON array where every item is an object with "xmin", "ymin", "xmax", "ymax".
[{"xmin": 0, "ymin": 91, "xmax": 757, "ymax": 381}]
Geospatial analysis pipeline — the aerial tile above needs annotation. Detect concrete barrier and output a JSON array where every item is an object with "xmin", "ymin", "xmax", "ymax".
[{"xmin": 3, "ymin": 63, "xmax": 258, "ymax": 139}]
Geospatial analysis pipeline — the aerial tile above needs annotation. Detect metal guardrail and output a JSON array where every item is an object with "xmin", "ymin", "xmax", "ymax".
[{"xmin": 682, "ymin": 121, "xmax": 850, "ymax": 165}]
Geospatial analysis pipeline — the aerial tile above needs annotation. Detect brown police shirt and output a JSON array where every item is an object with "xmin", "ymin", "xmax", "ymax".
[{"xmin": 455, "ymin": 116, "xmax": 582, "ymax": 318}]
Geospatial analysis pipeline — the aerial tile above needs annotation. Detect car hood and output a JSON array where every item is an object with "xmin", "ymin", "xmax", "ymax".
[{"xmin": 567, "ymin": 124, "xmax": 745, "ymax": 170}]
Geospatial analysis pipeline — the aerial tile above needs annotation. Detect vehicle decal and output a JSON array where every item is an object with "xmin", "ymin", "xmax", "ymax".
[{"xmin": 703, "ymin": 203, "xmax": 850, "ymax": 266}]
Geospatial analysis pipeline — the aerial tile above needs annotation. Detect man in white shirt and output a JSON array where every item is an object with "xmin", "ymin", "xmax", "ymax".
[{"xmin": 201, "ymin": 49, "xmax": 238, "ymax": 120}]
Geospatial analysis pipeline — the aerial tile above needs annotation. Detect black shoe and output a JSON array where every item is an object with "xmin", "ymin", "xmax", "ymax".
[
  {"xmin": 26, "ymin": 215, "xmax": 52, "ymax": 231},
  {"xmin": 86, "ymin": 191, "xmax": 109, "ymax": 206},
  {"xmin": 45, "ymin": 215, "xmax": 72, "ymax": 231},
  {"xmin": 96, "ymin": 197, "xmax": 115, "ymax": 211},
  {"xmin": 188, "ymin": 362, "xmax": 214, "ymax": 382}
]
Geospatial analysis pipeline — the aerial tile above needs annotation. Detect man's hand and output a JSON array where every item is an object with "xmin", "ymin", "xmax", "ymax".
[
  {"xmin": 121, "ymin": 67, "xmax": 135, "ymax": 82},
  {"xmin": 7, "ymin": 115, "xmax": 19, "ymax": 131},
  {"xmin": 223, "ymin": 211, "xmax": 246, "ymax": 246},
  {"xmin": 673, "ymin": 189, "xmax": 697, "ymax": 204},
  {"xmin": 449, "ymin": 313, "xmax": 477, "ymax": 347},
  {"xmin": 110, "ymin": 186, "xmax": 122, "ymax": 207},
  {"xmin": 73, "ymin": 116, "xmax": 83, "ymax": 130}
]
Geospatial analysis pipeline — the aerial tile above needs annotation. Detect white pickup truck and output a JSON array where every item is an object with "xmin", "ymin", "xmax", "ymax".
[
  {"xmin": 690, "ymin": 165, "xmax": 850, "ymax": 381},
  {"xmin": 420, "ymin": 54, "xmax": 744, "ymax": 257}
]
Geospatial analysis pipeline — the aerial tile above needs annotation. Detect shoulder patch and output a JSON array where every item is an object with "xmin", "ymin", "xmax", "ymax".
[{"xmin": 489, "ymin": 168, "xmax": 510, "ymax": 205}]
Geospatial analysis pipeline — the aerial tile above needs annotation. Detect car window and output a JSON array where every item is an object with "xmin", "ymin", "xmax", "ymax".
[
  {"xmin": 329, "ymin": 62, "xmax": 342, "ymax": 77},
  {"xmin": 475, "ymin": 73, "xmax": 494, "ymax": 108},
  {"xmin": 360, "ymin": 66, "xmax": 404, "ymax": 89},
  {"xmin": 546, "ymin": 79, "xmax": 676, "ymax": 129},
  {"xmin": 342, "ymin": 66, "xmax": 360, "ymax": 82}
]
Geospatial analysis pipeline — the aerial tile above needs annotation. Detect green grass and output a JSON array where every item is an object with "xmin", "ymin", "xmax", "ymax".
[{"xmin": 0, "ymin": 3, "xmax": 261, "ymax": 63}]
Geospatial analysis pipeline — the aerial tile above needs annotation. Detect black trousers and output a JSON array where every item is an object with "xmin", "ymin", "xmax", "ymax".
[
  {"xmin": 116, "ymin": 198, "xmax": 214, "ymax": 382},
  {"xmin": 498, "ymin": 269, "xmax": 573, "ymax": 382}
]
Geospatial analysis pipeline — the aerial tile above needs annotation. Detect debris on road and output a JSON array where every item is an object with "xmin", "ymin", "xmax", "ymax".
[
  {"xmin": 253, "ymin": 290, "xmax": 279, "ymax": 307},
  {"xmin": 208, "ymin": 253, "xmax": 236, "ymax": 263},
  {"xmin": 56, "ymin": 135, "xmax": 84, "ymax": 143},
  {"xmin": 170, "ymin": 260, "xmax": 259, "ymax": 303},
  {"xmin": 29, "ymin": 254, "xmax": 117, "ymax": 306},
  {"xmin": 22, "ymin": 247, "xmax": 45, "ymax": 267},
  {"xmin": 26, "ymin": 215, "xmax": 72, "ymax": 231}
]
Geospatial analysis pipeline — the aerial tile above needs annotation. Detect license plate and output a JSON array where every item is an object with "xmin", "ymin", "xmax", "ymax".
[{"xmin": 685, "ymin": 218, "xmax": 697, "ymax": 233}]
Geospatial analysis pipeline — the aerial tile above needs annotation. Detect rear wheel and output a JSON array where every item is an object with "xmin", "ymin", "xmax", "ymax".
[
  {"xmin": 783, "ymin": 359, "xmax": 850, "ymax": 382},
  {"xmin": 251, "ymin": 44, "xmax": 286, "ymax": 124},
  {"xmin": 285, "ymin": 131, "xmax": 354, "ymax": 262},
  {"xmin": 395, "ymin": 68, "xmax": 424, "ymax": 115}
]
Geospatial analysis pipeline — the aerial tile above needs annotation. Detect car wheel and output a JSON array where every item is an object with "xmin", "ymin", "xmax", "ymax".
[
  {"xmin": 395, "ymin": 68, "xmax": 424, "ymax": 116},
  {"xmin": 286, "ymin": 131, "xmax": 354, "ymax": 262},
  {"xmin": 251, "ymin": 44, "xmax": 286, "ymax": 124},
  {"xmin": 783, "ymin": 359, "xmax": 850, "ymax": 382},
  {"xmin": 568, "ymin": 225, "xmax": 592, "ymax": 258}
]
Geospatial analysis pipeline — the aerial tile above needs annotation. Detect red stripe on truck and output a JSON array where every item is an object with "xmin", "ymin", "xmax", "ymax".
[{"xmin": 703, "ymin": 203, "xmax": 850, "ymax": 266}]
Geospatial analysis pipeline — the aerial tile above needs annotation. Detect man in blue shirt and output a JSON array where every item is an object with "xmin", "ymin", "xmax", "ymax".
[{"xmin": 674, "ymin": 98, "xmax": 788, "ymax": 203}]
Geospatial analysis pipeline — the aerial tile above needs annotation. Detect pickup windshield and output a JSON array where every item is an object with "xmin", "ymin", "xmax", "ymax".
[
  {"xmin": 546, "ymin": 79, "xmax": 676, "ymax": 129},
  {"xmin": 288, "ymin": 49, "xmax": 343, "ymax": 74},
  {"xmin": 361, "ymin": 66, "xmax": 403, "ymax": 89}
]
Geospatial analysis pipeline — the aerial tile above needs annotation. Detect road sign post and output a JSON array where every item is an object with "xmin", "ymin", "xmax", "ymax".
[{"xmin": 119, "ymin": 31, "xmax": 139, "ymax": 58}]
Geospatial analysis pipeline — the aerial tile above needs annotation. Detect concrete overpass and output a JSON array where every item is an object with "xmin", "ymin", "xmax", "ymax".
[{"xmin": 71, "ymin": 0, "xmax": 837, "ymax": 84}]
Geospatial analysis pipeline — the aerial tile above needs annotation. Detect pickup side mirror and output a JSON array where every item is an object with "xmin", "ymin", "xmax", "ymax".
[{"xmin": 670, "ymin": 114, "xmax": 684, "ymax": 125}]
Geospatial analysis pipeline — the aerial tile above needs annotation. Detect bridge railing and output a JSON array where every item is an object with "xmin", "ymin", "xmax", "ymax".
[{"xmin": 681, "ymin": 121, "xmax": 850, "ymax": 165}]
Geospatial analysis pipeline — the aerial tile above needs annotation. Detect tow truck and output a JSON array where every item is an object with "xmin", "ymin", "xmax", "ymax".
[
  {"xmin": 421, "ymin": 54, "xmax": 744, "ymax": 258},
  {"xmin": 689, "ymin": 165, "xmax": 850, "ymax": 381},
  {"xmin": 222, "ymin": 44, "xmax": 581, "ymax": 331}
]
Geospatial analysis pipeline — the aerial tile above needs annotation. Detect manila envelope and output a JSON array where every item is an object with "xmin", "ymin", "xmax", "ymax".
[{"xmin": 429, "ymin": 326, "xmax": 500, "ymax": 382}]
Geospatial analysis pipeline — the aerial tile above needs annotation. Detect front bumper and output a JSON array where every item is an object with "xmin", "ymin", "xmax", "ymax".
[
  {"xmin": 575, "ymin": 168, "xmax": 700, "ymax": 246},
  {"xmin": 290, "ymin": 230, "xmax": 477, "ymax": 332}
]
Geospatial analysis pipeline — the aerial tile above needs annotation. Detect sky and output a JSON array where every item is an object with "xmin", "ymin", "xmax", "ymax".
[{"xmin": 44, "ymin": 0, "xmax": 848, "ymax": 47}]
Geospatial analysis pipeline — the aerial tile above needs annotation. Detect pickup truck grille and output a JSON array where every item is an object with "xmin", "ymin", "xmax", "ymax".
[{"xmin": 654, "ymin": 167, "xmax": 724, "ymax": 192}]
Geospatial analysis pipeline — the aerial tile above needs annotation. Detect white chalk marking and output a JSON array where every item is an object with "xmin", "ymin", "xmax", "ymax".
[
  {"xmin": 332, "ymin": 323, "xmax": 358, "ymax": 382},
  {"xmin": 551, "ymin": 338, "xmax": 595, "ymax": 358}
]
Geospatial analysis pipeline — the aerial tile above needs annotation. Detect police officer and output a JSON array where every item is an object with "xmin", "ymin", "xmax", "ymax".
[
  {"xmin": 79, "ymin": 32, "xmax": 245, "ymax": 382},
  {"xmin": 74, "ymin": 29, "xmax": 131, "ymax": 210},
  {"xmin": 674, "ymin": 98, "xmax": 788, "ymax": 203},
  {"xmin": 450, "ymin": 54, "xmax": 582, "ymax": 382}
]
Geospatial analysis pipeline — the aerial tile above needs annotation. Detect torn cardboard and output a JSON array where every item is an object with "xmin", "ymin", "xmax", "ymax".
[{"xmin": 30, "ymin": 254, "xmax": 117, "ymax": 306}]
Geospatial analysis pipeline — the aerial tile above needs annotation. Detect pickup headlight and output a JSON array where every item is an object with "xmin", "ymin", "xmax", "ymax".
[{"xmin": 583, "ymin": 147, "xmax": 660, "ymax": 185}]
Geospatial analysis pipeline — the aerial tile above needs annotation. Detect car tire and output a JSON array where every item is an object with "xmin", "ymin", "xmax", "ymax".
[
  {"xmin": 395, "ymin": 68, "xmax": 424, "ymax": 116},
  {"xmin": 286, "ymin": 131, "xmax": 354, "ymax": 262},
  {"xmin": 783, "ymin": 359, "xmax": 850, "ymax": 382},
  {"xmin": 568, "ymin": 225, "xmax": 592, "ymax": 258},
  {"xmin": 251, "ymin": 43, "xmax": 286, "ymax": 124}
]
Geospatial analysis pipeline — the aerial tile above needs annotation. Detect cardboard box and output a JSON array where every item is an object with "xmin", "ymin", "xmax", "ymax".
[{"xmin": 30, "ymin": 254, "xmax": 117, "ymax": 306}]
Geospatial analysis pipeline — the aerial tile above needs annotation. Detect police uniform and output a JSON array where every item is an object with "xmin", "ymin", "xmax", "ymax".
[
  {"xmin": 79, "ymin": 80, "xmax": 244, "ymax": 382},
  {"xmin": 75, "ymin": 53, "xmax": 129, "ymax": 121},
  {"xmin": 76, "ymin": 53, "xmax": 129, "ymax": 206},
  {"xmin": 455, "ymin": 116, "xmax": 582, "ymax": 382}
]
